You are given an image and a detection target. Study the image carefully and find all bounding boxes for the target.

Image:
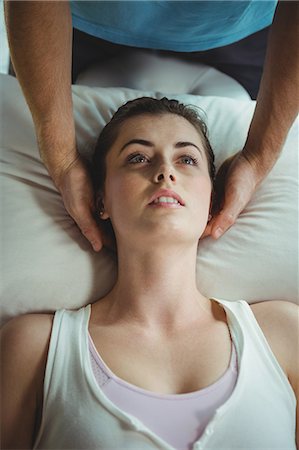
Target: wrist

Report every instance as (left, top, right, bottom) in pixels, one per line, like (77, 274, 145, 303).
(241, 141, 281, 182)
(44, 152, 80, 186)
(242, 112, 288, 180)
(36, 124, 79, 187)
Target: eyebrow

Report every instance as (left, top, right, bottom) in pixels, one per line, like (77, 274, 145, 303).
(119, 139, 204, 156)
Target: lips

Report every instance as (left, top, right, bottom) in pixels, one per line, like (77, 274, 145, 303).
(148, 189, 185, 206)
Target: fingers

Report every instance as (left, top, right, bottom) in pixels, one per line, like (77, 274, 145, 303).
(76, 212, 103, 252)
(210, 209, 238, 240)
(201, 221, 213, 239)
(201, 150, 260, 240)
(67, 198, 103, 251)
(202, 207, 239, 240)
(66, 194, 107, 251)
(57, 156, 104, 252)
(207, 180, 252, 239)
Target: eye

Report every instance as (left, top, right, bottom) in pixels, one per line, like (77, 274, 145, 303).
(179, 154, 199, 165)
(127, 153, 150, 164)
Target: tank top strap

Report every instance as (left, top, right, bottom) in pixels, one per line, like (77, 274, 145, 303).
(212, 298, 295, 405)
(42, 306, 91, 400)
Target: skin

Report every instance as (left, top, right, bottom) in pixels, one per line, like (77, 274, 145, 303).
(204, 0, 299, 238)
(1, 114, 298, 449)
(4, 1, 299, 250)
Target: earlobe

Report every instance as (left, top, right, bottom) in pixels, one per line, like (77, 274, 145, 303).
(99, 209, 109, 220)
(96, 195, 109, 220)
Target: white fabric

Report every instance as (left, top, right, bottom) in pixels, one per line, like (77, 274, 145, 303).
(33, 299, 296, 450)
(88, 337, 237, 449)
(76, 50, 251, 100)
(0, 70, 298, 326)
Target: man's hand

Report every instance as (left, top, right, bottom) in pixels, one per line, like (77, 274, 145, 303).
(204, 1, 299, 240)
(55, 156, 103, 252)
(202, 151, 260, 239)
(4, 2, 104, 249)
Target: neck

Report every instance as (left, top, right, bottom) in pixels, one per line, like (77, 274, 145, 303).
(101, 241, 211, 330)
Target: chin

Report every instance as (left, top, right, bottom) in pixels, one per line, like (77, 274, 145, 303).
(144, 219, 203, 244)
(115, 213, 207, 245)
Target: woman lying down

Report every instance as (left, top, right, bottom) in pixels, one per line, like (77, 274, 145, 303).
(1, 98, 298, 450)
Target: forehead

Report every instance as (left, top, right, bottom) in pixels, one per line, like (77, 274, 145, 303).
(115, 113, 205, 146)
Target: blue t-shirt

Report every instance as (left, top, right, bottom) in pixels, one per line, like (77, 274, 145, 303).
(70, 1, 277, 52)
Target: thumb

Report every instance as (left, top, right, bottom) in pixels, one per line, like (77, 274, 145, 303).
(76, 212, 103, 252)
(201, 220, 213, 239)
(210, 195, 242, 239)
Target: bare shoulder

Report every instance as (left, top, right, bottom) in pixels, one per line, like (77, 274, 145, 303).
(1, 314, 54, 448)
(250, 300, 298, 340)
(250, 301, 299, 384)
(1, 313, 54, 370)
(1, 312, 54, 342)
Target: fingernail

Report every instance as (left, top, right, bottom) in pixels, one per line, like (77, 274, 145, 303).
(214, 227, 223, 239)
(92, 242, 102, 252)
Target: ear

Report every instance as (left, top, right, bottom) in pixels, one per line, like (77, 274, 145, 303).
(96, 193, 109, 220)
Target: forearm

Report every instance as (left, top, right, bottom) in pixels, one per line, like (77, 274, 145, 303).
(4, 1, 77, 180)
(243, 1, 299, 179)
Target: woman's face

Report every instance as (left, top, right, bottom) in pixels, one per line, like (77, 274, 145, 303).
(101, 113, 212, 248)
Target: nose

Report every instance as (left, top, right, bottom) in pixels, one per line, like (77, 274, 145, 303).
(153, 164, 176, 183)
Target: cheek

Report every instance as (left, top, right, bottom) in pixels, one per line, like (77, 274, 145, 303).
(192, 178, 212, 214)
(103, 172, 141, 215)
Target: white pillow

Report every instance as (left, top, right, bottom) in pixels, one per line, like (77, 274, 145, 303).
(76, 50, 251, 101)
(0, 74, 298, 326)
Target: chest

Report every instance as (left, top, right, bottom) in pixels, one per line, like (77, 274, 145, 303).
(89, 321, 232, 395)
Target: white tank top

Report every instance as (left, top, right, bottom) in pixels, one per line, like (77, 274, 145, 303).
(34, 299, 296, 449)
(88, 333, 238, 449)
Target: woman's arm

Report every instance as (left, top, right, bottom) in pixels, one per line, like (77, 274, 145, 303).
(0, 314, 53, 449)
(251, 301, 299, 447)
